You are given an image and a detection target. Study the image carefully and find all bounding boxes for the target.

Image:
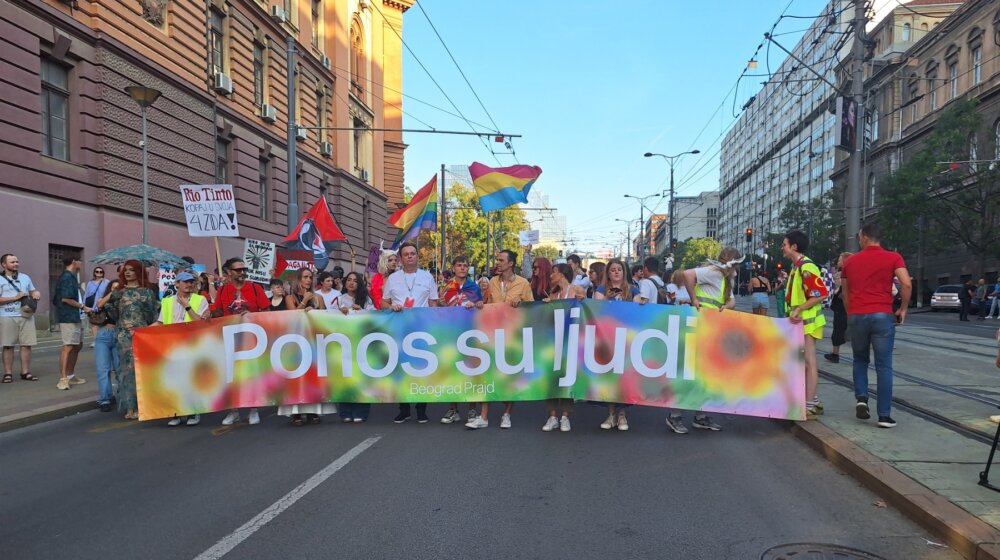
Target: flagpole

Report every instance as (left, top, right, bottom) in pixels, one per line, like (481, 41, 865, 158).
(440, 163, 446, 273)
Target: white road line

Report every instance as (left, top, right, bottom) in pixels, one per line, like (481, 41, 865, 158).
(192, 435, 381, 560)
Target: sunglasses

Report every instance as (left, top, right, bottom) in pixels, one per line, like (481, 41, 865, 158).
(95, 270, 104, 274)
(230, 267, 248, 273)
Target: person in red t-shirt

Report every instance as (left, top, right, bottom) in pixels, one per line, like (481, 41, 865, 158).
(211, 257, 270, 427)
(841, 223, 912, 429)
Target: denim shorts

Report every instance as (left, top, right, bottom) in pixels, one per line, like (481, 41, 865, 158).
(751, 292, 769, 310)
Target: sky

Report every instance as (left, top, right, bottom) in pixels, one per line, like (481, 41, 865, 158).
(398, 0, 830, 253)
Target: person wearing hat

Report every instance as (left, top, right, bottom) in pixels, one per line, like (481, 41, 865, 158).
(153, 271, 210, 426)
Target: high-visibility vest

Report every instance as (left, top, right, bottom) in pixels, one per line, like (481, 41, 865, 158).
(695, 284, 727, 309)
(160, 293, 206, 325)
(788, 256, 826, 336)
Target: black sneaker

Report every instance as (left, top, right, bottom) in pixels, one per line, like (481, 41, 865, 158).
(877, 416, 897, 428)
(99, 403, 112, 412)
(855, 400, 870, 420)
(416, 410, 430, 424)
(823, 353, 840, 363)
(393, 412, 411, 424)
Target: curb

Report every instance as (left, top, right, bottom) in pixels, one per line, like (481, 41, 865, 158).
(790, 421, 1000, 560)
(0, 397, 96, 434)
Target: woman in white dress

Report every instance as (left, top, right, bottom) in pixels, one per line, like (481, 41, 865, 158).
(278, 268, 335, 426)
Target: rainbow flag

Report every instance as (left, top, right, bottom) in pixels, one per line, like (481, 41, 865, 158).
(388, 175, 438, 247)
(469, 162, 542, 212)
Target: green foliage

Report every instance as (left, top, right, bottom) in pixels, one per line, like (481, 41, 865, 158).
(676, 237, 723, 270)
(531, 245, 561, 262)
(774, 190, 842, 265)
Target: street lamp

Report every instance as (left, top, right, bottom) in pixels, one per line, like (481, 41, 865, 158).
(125, 85, 162, 245)
(615, 217, 641, 265)
(623, 193, 661, 261)
(644, 150, 700, 258)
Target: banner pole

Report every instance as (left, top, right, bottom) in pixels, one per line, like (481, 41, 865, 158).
(213, 237, 223, 278)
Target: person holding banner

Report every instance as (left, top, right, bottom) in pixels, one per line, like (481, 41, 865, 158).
(153, 272, 209, 426)
(104, 261, 158, 421)
(337, 271, 376, 423)
(370, 250, 398, 310)
(383, 242, 437, 424)
(213, 258, 270, 426)
(286, 269, 325, 311)
(781, 231, 829, 420)
(529, 257, 552, 301)
(316, 271, 342, 311)
(542, 263, 585, 432)
(438, 256, 482, 426)
(593, 258, 634, 431)
(267, 279, 288, 311)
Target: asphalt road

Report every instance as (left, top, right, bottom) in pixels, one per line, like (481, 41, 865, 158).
(0, 403, 959, 560)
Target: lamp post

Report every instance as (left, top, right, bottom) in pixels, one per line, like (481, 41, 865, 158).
(623, 193, 661, 262)
(644, 150, 700, 254)
(615, 217, 640, 265)
(125, 85, 162, 245)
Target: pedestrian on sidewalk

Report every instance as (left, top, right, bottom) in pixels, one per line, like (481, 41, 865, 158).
(0, 254, 41, 384)
(153, 272, 209, 426)
(749, 270, 771, 316)
(959, 280, 974, 322)
(989, 277, 1000, 319)
(841, 223, 911, 429)
(774, 270, 788, 318)
(824, 252, 853, 364)
(382, 241, 438, 424)
(781, 230, 828, 420)
(55, 256, 91, 391)
(976, 278, 989, 320)
(83, 267, 110, 345)
(105, 260, 158, 420)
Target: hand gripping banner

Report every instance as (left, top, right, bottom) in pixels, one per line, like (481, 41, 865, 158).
(133, 300, 806, 421)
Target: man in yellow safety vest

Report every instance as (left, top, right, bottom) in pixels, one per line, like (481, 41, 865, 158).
(154, 271, 210, 426)
(781, 230, 829, 420)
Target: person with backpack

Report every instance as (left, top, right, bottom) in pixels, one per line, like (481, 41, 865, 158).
(634, 257, 668, 305)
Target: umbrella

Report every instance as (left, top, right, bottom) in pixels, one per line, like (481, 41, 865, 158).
(89, 244, 189, 268)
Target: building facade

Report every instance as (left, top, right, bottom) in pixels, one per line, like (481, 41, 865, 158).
(1, 0, 410, 327)
(654, 190, 719, 256)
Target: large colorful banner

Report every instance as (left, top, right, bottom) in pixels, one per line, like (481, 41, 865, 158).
(133, 300, 806, 421)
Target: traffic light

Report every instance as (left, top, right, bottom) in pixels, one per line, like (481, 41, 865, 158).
(745, 228, 753, 243)
(776, 262, 783, 270)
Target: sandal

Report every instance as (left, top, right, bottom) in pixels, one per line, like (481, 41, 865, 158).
(308, 414, 321, 424)
(19, 373, 38, 381)
(2, 373, 12, 383)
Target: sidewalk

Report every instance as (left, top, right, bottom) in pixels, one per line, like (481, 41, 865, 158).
(0, 330, 100, 432)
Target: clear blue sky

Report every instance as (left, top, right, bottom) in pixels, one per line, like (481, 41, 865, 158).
(399, 0, 827, 253)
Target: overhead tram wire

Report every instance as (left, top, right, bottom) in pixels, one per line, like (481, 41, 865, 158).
(413, 0, 517, 163)
(370, 0, 502, 164)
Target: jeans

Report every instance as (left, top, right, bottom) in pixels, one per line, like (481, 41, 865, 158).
(94, 327, 119, 405)
(339, 403, 371, 420)
(399, 403, 426, 414)
(990, 297, 1000, 318)
(849, 313, 895, 418)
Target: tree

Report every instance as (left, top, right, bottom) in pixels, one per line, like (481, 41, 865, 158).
(773, 191, 842, 266)
(676, 237, 722, 270)
(435, 182, 526, 272)
(531, 245, 561, 262)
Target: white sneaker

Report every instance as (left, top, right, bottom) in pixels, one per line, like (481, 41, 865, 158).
(467, 409, 478, 422)
(500, 413, 511, 429)
(465, 417, 488, 429)
(440, 409, 460, 424)
(222, 411, 240, 425)
(600, 414, 616, 430)
(186, 414, 201, 426)
(617, 412, 629, 431)
(167, 417, 182, 427)
(560, 415, 571, 432)
(542, 416, 559, 432)
(248, 409, 260, 425)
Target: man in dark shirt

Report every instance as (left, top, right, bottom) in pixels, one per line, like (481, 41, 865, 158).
(55, 256, 92, 391)
(959, 280, 975, 322)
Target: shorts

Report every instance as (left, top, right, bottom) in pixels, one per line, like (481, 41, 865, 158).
(0, 315, 38, 347)
(60, 323, 84, 346)
(751, 292, 769, 310)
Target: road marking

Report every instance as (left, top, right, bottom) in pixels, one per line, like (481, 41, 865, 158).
(89, 421, 137, 433)
(192, 435, 381, 560)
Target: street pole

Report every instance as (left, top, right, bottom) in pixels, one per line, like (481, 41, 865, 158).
(917, 214, 925, 308)
(845, 0, 867, 252)
(140, 104, 149, 245)
(286, 35, 299, 234)
(440, 164, 446, 271)
(639, 205, 645, 261)
(668, 163, 675, 254)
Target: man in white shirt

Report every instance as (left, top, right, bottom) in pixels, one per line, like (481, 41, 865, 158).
(382, 241, 438, 423)
(0, 254, 42, 383)
(635, 257, 665, 305)
(568, 254, 591, 292)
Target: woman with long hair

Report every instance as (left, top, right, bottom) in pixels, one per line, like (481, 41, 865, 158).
(83, 266, 111, 344)
(285, 268, 325, 311)
(749, 269, 772, 316)
(593, 258, 632, 431)
(586, 261, 606, 298)
(197, 272, 217, 303)
(104, 260, 158, 420)
(370, 250, 398, 310)
(337, 271, 375, 423)
(824, 251, 853, 363)
(529, 257, 552, 301)
(541, 263, 585, 433)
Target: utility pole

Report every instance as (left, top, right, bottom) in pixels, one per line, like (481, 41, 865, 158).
(845, 0, 867, 252)
(286, 36, 299, 234)
(439, 164, 446, 271)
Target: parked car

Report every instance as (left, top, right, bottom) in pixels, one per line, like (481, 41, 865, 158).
(931, 285, 978, 312)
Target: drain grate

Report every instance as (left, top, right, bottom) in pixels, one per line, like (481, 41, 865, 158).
(761, 543, 889, 560)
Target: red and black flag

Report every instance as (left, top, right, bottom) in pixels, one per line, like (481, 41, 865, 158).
(282, 197, 346, 271)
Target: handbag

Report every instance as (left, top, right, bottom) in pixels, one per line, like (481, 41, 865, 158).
(2, 274, 35, 317)
(88, 308, 109, 326)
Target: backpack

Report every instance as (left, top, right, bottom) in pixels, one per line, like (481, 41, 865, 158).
(650, 276, 670, 304)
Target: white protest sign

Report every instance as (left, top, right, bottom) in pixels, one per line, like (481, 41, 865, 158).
(180, 184, 240, 237)
(158, 266, 176, 299)
(243, 238, 276, 284)
(518, 230, 540, 246)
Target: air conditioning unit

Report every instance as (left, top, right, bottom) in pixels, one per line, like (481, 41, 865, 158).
(213, 72, 232, 95)
(319, 141, 333, 157)
(295, 125, 307, 142)
(321, 55, 332, 70)
(359, 169, 369, 182)
(269, 6, 286, 23)
(260, 104, 277, 123)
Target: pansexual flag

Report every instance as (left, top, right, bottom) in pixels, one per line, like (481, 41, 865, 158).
(388, 175, 438, 248)
(469, 162, 543, 212)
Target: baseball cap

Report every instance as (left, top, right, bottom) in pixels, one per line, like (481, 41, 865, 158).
(176, 272, 196, 282)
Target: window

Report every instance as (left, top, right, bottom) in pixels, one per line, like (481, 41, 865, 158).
(40, 58, 69, 160)
(353, 116, 363, 170)
(253, 40, 265, 108)
(215, 137, 229, 183)
(349, 19, 365, 98)
(311, 0, 322, 50)
(902, 23, 911, 41)
(969, 133, 979, 173)
(973, 46, 982, 85)
(258, 157, 270, 220)
(868, 107, 879, 145)
(928, 73, 938, 110)
(867, 174, 876, 208)
(209, 8, 226, 75)
(949, 63, 958, 98)
(316, 88, 327, 142)
(995, 121, 1000, 160)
